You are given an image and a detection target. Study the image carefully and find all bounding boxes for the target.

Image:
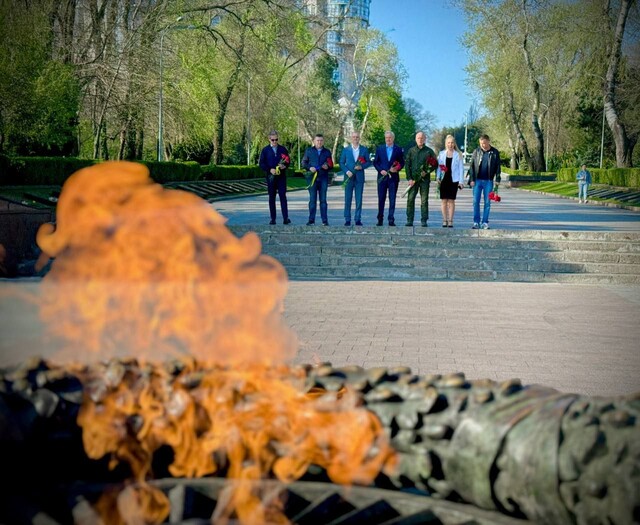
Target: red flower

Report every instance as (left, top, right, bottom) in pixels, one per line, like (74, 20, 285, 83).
(358, 156, 367, 164)
(439, 164, 448, 173)
(280, 153, 290, 165)
(489, 191, 502, 202)
(391, 161, 401, 171)
(427, 156, 438, 167)
(326, 157, 334, 169)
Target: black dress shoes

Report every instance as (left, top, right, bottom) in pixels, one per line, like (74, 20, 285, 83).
(344, 221, 351, 226)
(269, 220, 276, 225)
(306, 220, 315, 226)
(376, 219, 383, 226)
(355, 221, 363, 226)
(388, 220, 396, 227)
(283, 218, 291, 224)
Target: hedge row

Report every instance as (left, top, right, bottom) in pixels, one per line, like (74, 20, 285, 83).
(501, 168, 557, 177)
(0, 156, 205, 185)
(0, 156, 308, 185)
(557, 167, 640, 188)
(201, 165, 263, 180)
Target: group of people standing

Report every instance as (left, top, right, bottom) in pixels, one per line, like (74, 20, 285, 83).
(259, 129, 502, 229)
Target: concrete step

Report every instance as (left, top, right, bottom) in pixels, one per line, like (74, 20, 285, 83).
(228, 226, 640, 283)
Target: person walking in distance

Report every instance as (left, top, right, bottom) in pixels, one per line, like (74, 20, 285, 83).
(340, 131, 372, 226)
(404, 131, 436, 227)
(576, 164, 592, 203)
(302, 134, 333, 225)
(258, 131, 291, 225)
(467, 134, 501, 229)
(373, 131, 405, 226)
(437, 134, 465, 228)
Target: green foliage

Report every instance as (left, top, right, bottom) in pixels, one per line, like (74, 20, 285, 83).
(200, 165, 264, 180)
(0, 157, 202, 186)
(0, 157, 97, 185)
(314, 55, 340, 103)
(140, 161, 201, 183)
(557, 167, 640, 188)
(0, 3, 80, 156)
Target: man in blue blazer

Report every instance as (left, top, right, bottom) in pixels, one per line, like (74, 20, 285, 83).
(258, 130, 291, 225)
(339, 131, 372, 226)
(302, 134, 333, 225)
(373, 130, 405, 226)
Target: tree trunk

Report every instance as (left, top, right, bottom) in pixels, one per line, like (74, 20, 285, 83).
(211, 33, 245, 165)
(604, 0, 635, 167)
(501, 92, 519, 169)
(506, 90, 534, 169)
(521, 33, 545, 171)
(359, 95, 373, 137)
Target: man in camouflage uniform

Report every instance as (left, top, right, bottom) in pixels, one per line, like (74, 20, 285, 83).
(405, 131, 436, 227)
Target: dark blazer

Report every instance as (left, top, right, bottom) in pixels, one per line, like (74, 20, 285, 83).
(373, 144, 405, 175)
(302, 147, 333, 179)
(467, 146, 501, 183)
(259, 144, 290, 173)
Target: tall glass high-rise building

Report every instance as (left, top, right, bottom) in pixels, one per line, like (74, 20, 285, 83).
(299, 0, 372, 100)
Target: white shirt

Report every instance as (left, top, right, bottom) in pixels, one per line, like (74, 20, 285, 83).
(352, 146, 360, 162)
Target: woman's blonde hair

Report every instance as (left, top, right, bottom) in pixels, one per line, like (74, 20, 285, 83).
(444, 134, 463, 159)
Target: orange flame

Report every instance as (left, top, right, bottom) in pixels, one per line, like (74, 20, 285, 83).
(36, 161, 296, 365)
(35, 162, 397, 524)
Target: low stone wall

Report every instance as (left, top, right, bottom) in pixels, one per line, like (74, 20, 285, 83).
(502, 174, 557, 188)
(0, 200, 53, 276)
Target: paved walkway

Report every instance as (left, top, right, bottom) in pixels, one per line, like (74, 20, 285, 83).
(214, 168, 640, 231)
(215, 172, 640, 396)
(1, 172, 639, 397)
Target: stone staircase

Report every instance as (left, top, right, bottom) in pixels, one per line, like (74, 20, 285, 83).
(228, 225, 640, 284)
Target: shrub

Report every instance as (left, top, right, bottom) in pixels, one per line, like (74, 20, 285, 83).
(0, 157, 202, 186)
(0, 157, 97, 185)
(139, 160, 201, 183)
(201, 165, 264, 180)
(557, 167, 640, 188)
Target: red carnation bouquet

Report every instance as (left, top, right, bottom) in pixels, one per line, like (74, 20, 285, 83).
(489, 187, 502, 202)
(275, 153, 290, 175)
(402, 155, 437, 197)
(306, 156, 333, 189)
(379, 160, 401, 183)
(344, 156, 369, 187)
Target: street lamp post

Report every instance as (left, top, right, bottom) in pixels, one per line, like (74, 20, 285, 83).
(463, 113, 469, 163)
(600, 98, 606, 169)
(157, 29, 167, 162)
(246, 77, 251, 165)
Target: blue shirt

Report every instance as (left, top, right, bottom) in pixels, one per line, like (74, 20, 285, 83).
(386, 146, 393, 161)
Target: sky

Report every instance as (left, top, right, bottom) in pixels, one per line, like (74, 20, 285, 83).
(368, 0, 475, 128)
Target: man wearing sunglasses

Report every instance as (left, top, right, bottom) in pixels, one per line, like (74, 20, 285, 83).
(259, 130, 291, 225)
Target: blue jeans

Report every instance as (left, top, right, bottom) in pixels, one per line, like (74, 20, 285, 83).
(578, 183, 589, 201)
(308, 176, 328, 223)
(473, 179, 493, 224)
(344, 173, 365, 222)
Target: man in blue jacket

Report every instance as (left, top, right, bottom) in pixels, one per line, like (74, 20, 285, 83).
(373, 131, 405, 226)
(302, 134, 333, 225)
(258, 130, 291, 224)
(339, 131, 372, 226)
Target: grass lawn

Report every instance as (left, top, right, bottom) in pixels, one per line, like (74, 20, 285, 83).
(518, 181, 640, 207)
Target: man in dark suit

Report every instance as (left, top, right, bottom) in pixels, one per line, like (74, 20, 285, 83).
(373, 130, 405, 226)
(258, 130, 291, 225)
(302, 133, 333, 225)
